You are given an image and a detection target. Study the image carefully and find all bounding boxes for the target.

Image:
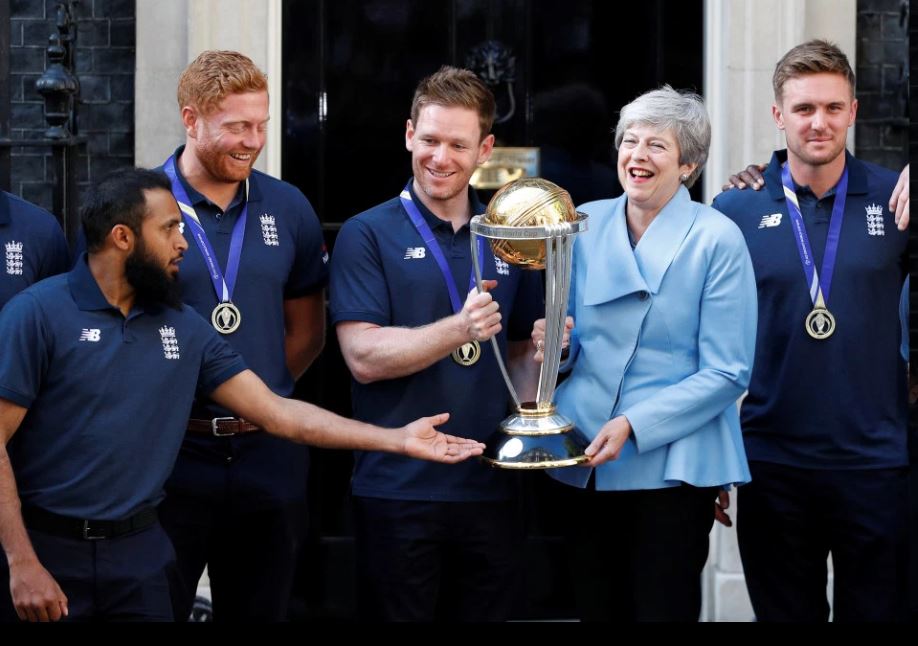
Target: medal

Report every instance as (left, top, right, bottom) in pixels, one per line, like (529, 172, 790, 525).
(164, 155, 249, 334)
(400, 182, 488, 366)
(805, 306, 835, 339)
(780, 162, 847, 342)
(451, 340, 481, 366)
(211, 301, 242, 335)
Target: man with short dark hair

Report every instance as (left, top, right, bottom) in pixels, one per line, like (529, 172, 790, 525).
(713, 39, 909, 622)
(0, 168, 482, 622)
(330, 66, 543, 621)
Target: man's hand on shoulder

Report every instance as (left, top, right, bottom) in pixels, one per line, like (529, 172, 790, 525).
(722, 163, 767, 192)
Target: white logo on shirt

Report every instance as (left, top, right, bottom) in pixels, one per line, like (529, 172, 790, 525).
(260, 214, 279, 246)
(865, 203, 885, 236)
(5, 241, 23, 275)
(159, 326, 180, 360)
(79, 328, 101, 342)
(404, 247, 426, 260)
(758, 213, 783, 229)
(494, 257, 510, 276)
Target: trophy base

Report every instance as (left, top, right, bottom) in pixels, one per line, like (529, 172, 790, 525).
(482, 405, 590, 469)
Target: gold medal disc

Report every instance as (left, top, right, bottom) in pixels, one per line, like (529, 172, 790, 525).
(451, 340, 481, 366)
(805, 307, 835, 340)
(212, 302, 242, 335)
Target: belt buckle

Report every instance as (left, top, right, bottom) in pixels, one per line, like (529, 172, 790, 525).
(211, 416, 237, 437)
(82, 520, 106, 540)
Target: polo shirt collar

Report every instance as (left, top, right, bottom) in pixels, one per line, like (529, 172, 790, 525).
(169, 145, 262, 209)
(764, 148, 869, 202)
(67, 252, 161, 316)
(0, 191, 11, 226)
(405, 179, 484, 232)
(68, 253, 117, 311)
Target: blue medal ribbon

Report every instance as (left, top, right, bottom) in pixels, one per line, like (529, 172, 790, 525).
(780, 162, 847, 306)
(163, 155, 248, 305)
(399, 181, 484, 313)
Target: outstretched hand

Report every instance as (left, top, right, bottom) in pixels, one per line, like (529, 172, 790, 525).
(401, 413, 486, 463)
(722, 163, 767, 192)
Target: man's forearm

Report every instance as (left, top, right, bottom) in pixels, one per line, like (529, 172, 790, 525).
(285, 330, 325, 380)
(0, 447, 39, 569)
(261, 395, 407, 451)
(507, 339, 540, 404)
(342, 314, 471, 383)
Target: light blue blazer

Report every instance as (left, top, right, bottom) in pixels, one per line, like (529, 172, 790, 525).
(551, 186, 757, 491)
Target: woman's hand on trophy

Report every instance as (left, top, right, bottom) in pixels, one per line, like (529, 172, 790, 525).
(462, 280, 502, 342)
(582, 415, 632, 467)
(530, 316, 574, 362)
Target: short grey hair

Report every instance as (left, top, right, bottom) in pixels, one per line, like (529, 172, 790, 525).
(614, 85, 711, 188)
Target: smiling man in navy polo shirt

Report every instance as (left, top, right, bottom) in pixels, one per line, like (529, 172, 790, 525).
(155, 51, 329, 623)
(330, 66, 543, 621)
(712, 40, 909, 622)
(0, 168, 482, 622)
(0, 191, 69, 310)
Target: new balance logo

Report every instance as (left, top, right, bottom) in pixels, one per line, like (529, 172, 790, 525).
(5, 240, 23, 275)
(494, 257, 510, 276)
(865, 203, 885, 236)
(404, 247, 426, 260)
(159, 326, 180, 360)
(758, 213, 782, 229)
(260, 214, 279, 246)
(79, 328, 101, 342)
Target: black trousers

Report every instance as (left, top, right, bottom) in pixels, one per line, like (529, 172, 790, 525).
(353, 496, 522, 622)
(552, 478, 719, 622)
(0, 522, 175, 622)
(158, 493, 307, 623)
(737, 461, 909, 622)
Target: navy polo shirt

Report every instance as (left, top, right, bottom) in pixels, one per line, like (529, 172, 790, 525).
(713, 150, 908, 469)
(0, 191, 69, 310)
(160, 147, 328, 504)
(329, 182, 544, 501)
(0, 255, 246, 520)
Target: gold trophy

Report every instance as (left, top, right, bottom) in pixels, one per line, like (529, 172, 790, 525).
(470, 178, 590, 468)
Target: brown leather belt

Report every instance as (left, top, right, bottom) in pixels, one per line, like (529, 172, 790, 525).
(187, 417, 261, 437)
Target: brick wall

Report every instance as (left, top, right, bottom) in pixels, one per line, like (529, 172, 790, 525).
(855, 0, 909, 170)
(9, 0, 135, 210)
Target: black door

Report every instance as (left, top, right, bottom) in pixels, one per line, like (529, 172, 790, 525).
(283, 0, 703, 620)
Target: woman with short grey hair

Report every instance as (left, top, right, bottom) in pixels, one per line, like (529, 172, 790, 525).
(532, 85, 757, 621)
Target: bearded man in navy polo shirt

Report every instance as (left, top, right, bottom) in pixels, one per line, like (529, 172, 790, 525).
(0, 191, 69, 310)
(0, 168, 482, 622)
(155, 51, 329, 623)
(712, 40, 909, 622)
(330, 66, 544, 621)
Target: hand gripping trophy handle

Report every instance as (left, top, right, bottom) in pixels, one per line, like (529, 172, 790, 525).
(469, 178, 590, 469)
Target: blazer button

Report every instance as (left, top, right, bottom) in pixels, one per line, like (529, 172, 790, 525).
(638, 291, 649, 301)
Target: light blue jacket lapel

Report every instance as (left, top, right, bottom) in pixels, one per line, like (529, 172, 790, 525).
(582, 186, 697, 305)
